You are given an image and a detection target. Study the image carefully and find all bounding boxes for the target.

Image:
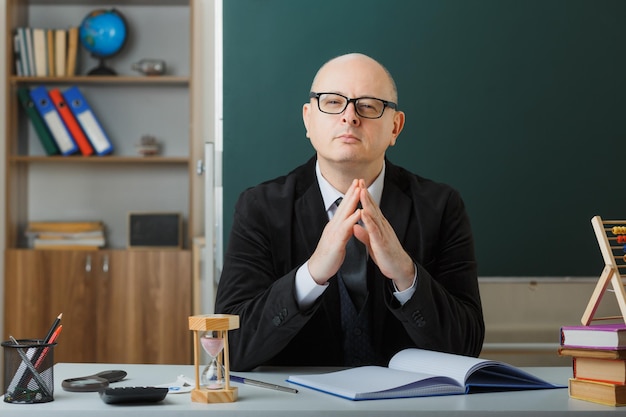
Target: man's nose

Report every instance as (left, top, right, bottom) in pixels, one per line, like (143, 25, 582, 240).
(341, 101, 361, 126)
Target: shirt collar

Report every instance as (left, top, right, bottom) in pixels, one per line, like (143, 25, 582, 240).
(316, 161, 385, 213)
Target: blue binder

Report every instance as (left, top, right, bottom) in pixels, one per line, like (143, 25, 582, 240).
(29, 86, 78, 155)
(62, 86, 113, 156)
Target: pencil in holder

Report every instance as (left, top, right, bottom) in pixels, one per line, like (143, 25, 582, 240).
(2, 339, 56, 404)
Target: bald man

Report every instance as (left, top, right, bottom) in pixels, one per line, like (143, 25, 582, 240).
(216, 53, 484, 371)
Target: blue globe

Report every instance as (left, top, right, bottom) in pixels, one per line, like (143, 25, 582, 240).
(79, 9, 127, 58)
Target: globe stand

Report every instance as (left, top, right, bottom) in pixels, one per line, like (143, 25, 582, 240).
(87, 57, 117, 76)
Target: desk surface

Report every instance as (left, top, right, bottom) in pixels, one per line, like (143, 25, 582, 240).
(0, 363, 624, 416)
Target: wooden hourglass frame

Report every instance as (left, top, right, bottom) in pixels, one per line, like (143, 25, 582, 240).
(188, 314, 240, 403)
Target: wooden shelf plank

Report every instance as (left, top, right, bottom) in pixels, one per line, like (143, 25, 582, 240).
(10, 76, 189, 85)
(9, 155, 190, 164)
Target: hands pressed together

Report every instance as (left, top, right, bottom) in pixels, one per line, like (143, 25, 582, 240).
(308, 179, 415, 291)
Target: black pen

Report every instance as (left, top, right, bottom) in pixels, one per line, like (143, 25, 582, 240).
(230, 375, 298, 394)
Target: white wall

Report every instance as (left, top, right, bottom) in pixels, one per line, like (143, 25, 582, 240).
(479, 277, 616, 366)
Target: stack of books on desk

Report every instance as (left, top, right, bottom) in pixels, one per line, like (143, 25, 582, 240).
(26, 221, 106, 250)
(559, 323, 626, 406)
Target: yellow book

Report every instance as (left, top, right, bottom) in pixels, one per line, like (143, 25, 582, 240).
(65, 26, 78, 76)
(46, 28, 55, 77)
(54, 29, 66, 77)
(27, 221, 103, 233)
(34, 245, 100, 251)
(574, 357, 626, 384)
(569, 378, 626, 406)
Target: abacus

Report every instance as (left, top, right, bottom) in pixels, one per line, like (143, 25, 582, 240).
(581, 216, 626, 325)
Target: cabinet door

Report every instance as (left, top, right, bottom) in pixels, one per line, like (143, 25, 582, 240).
(4, 250, 51, 341)
(96, 250, 192, 364)
(4, 249, 99, 363)
(44, 250, 99, 363)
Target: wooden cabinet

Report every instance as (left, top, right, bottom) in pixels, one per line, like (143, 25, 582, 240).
(2, 0, 206, 364)
(5, 249, 191, 364)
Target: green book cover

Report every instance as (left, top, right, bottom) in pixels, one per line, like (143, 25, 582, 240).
(17, 86, 59, 155)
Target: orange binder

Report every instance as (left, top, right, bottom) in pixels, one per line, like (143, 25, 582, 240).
(49, 88, 94, 156)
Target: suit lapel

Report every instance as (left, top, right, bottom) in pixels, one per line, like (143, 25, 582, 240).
(380, 166, 412, 248)
(293, 163, 344, 343)
(372, 164, 413, 351)
(294, 179, 327, 257)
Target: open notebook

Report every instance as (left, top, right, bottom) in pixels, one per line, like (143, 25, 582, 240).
(287, 348, 564, 401)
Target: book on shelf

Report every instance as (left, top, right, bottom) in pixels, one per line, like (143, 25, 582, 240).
(24, 27, 36, 77)
(27, 221, 104, 233)
(63, 86, 113, 155)
(33, 237, 105, 250)
(54, 29, 66, 77)
(46, 28, 55, 77)
(49, 88, 94, 156)
(29, 86, 78, 155)
(17, 87, 59, 156)
(32, 28, 48, 77)
(15, 28, 30, 76)
(65, 27, 78, 76)
(569, 377, 626, 407)
(286, 348, 563, 401)
(561, 323, 626, 349)
(26, 221, 105, 250)
(13, 31, 24, 76)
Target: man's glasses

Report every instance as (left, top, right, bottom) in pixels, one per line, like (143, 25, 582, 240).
(309, 92, 397, 119)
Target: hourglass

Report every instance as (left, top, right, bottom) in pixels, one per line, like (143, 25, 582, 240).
(188, 314, 239, 403)
(200, 331, 225, 389)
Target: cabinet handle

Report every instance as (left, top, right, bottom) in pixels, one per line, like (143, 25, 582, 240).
(102, 254, 109, 273)
(196, 159, 205, 175)
(85, 255, 92, 273)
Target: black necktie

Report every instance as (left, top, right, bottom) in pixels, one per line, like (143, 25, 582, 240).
(335, 198, 368, 310)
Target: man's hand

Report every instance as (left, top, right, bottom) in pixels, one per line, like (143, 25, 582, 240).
(354, 180, 415, 291)
(307, 179, 362, 284)
(308, 179, 414, 290)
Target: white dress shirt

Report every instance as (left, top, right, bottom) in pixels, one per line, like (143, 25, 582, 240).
(295, 161, 417, 309)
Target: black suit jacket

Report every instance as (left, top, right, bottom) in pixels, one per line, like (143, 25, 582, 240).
(215, 157, 484, 371)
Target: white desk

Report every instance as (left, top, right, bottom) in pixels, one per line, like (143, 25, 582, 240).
(0, 363, 624, 416)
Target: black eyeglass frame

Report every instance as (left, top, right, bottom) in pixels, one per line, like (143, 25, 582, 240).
(309, 92, 397, 119)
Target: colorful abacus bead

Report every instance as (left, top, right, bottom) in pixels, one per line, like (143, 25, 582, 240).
(613, 226, 626, 235)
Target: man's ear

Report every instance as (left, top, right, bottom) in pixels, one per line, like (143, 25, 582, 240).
(302, 103, 311, 138)
(389, 110, 405, 146)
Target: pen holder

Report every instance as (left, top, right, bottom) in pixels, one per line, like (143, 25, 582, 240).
(2, 339, 55, 404)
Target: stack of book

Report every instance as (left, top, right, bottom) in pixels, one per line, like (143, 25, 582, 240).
(559, 323, 626, 406)
(13, 26, 79, 77)
(25, 221, 106, 250)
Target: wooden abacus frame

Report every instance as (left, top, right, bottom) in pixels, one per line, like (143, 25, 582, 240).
(581, 216, 626, 325)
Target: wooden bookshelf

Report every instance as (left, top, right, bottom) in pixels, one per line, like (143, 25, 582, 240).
(2, 0, 206, 365)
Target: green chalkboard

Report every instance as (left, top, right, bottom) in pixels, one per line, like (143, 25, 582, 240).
(223, 0, 626, 276)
